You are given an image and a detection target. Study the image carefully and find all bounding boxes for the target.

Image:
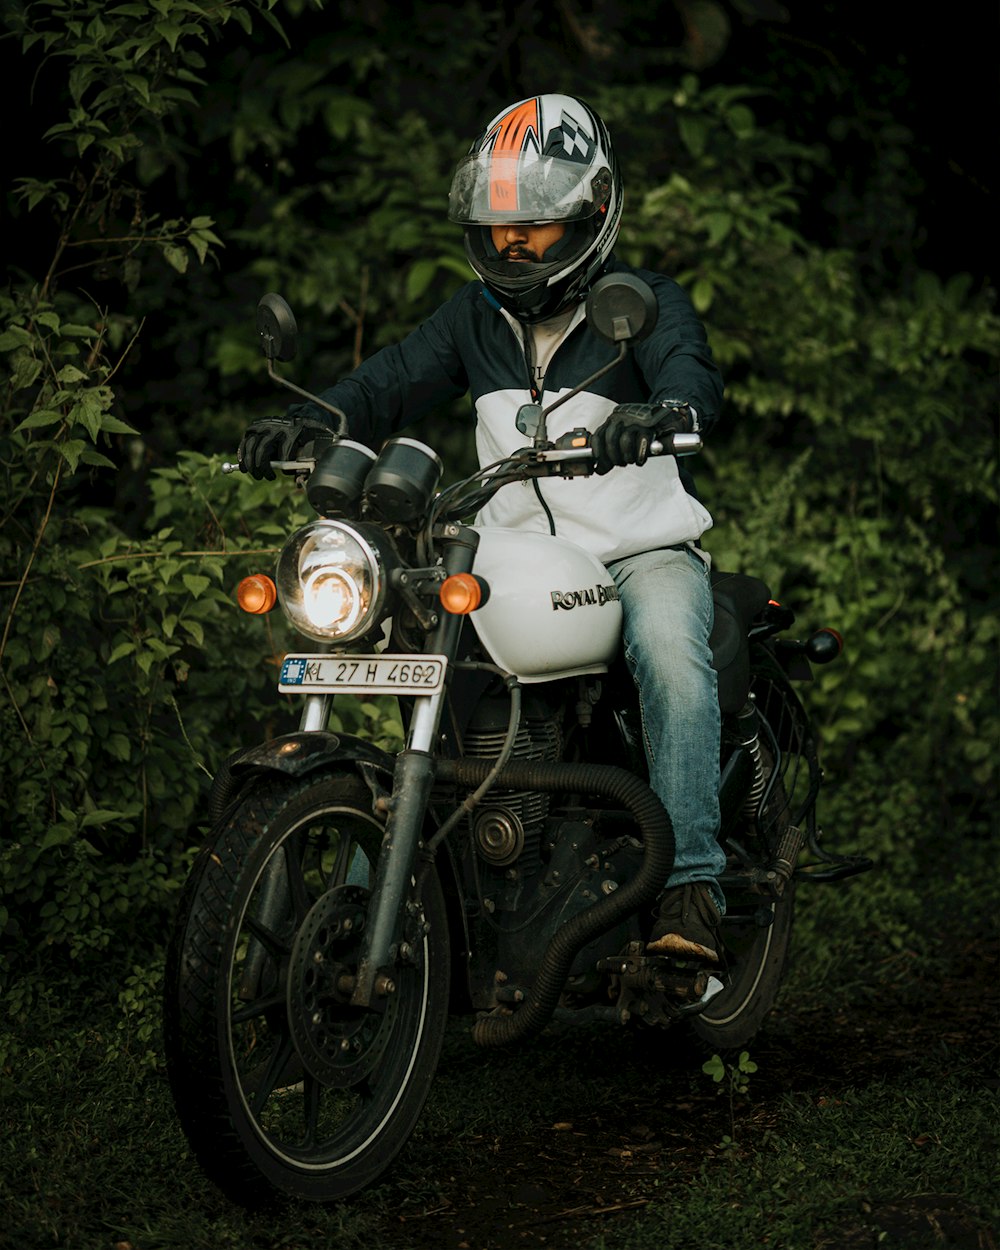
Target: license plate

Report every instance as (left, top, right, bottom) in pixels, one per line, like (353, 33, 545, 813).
(278, 654, 447, 695)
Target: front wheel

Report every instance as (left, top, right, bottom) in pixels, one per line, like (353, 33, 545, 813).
(163, 772, 450, 1204)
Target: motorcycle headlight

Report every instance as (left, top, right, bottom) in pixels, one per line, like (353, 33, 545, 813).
(275, 520, 391, 643)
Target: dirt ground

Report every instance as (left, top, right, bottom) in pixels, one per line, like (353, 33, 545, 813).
(391, 935, 999, 1250)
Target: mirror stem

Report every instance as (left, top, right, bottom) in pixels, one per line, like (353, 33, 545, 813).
(265, 359, 348, 435)
(534, 342, 626, 443)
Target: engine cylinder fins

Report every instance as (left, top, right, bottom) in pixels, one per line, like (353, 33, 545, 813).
(464, 721, 562, 761)
(465, 710, 562, 873)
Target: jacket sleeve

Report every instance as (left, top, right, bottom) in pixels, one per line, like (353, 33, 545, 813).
(631, 269, 724, 435)
(286, 286, 473, 447)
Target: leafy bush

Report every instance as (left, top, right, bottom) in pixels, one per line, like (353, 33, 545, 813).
(609, 77, 999, 849)
(1, 1, 995, 991)
(0, 0, 298, 973)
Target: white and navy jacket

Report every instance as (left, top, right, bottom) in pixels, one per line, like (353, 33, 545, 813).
(296, 258, 723, 566)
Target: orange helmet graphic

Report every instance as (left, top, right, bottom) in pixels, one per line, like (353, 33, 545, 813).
(449, 94, 622, 322)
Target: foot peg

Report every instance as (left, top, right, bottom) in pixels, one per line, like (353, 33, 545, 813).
(599, 944, 727, 1024)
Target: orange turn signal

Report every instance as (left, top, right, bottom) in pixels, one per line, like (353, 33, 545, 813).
(439, 573, 485, 615)
(237, 574, 277, 615)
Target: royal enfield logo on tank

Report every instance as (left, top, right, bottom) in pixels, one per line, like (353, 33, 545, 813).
(550, 582, 620, 610)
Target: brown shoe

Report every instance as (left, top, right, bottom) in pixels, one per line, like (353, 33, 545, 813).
(646, 883, 722, 962)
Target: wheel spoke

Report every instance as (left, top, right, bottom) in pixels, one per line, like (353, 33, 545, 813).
(247, 1029, 296, 1111)
(353, 1075, 374, 1103)
(244, 913, 291, 958)
(329, 832, 355, 888)
(282, 833, 313, 921)
(232, 989, 285, 1025)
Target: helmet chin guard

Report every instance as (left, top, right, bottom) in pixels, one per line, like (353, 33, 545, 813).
(448, 94, 623, 323)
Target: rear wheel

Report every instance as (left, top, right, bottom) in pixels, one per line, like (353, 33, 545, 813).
(690, 875, 794, 1051)
(163, 772, 450, 1204)
(692, 667, 810, 1050)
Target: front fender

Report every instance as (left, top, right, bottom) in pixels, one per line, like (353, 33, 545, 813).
(230, 730, 395, 779)
(208, 731, 395, 824)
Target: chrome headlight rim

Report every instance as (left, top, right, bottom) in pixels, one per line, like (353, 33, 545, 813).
(275, 519, 390, 645)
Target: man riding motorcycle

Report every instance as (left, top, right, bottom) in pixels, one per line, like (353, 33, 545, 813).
(239, 93, 727, 962)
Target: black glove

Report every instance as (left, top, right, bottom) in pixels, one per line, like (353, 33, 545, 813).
(238, 416, 335, 481)
(591, 402, 694, 475)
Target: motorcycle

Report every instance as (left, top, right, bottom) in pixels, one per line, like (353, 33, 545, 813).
(163, 275, 872, 1205)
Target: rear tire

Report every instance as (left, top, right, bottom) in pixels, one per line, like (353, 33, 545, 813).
(163, 772, 450, 1204)
(690, 880, 794, 1051)
(692, 665, 808, 1051)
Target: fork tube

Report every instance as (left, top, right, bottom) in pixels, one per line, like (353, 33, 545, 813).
(351, 527, 478, 1006)
(351, 677, 453, 1007)
(406, 687, 448, 753)
(351, 747, 438, 1007)
(298, 693, 331, 732)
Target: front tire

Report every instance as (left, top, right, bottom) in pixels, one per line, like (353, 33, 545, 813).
(163, 772, 450, 1204)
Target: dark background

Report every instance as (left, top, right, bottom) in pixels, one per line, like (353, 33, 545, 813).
(3, 1, 995, 285)
(698, 0, 996, 278)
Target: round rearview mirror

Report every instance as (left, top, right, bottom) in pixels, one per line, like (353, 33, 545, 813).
(256, 293, 299, 362)
(585, 274, 658, 346)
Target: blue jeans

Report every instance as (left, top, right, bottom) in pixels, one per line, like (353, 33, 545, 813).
(606, 546, 726, 912)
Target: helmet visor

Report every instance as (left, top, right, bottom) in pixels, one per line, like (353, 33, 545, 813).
(448, 151, 611, 225)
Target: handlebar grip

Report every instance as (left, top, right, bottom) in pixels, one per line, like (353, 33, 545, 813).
(650, 432, 703, 457)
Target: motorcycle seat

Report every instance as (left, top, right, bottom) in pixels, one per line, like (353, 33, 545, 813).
(709, 572, 771, 714)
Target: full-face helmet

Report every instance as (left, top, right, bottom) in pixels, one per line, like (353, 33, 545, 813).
(448, 94, 623, 323)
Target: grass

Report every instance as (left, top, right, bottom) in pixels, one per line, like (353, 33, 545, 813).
(592, 1079, 997, 1249)
(2, 831, 997, 1250)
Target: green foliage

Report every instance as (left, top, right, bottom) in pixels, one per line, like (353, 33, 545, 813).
(590, 1079, 998, 1249)
(703, 1049, 757, 1093)
(1, 0, 996, 986)
(703, 1049, 758, 1149)
(5, 0, 276, 293)
(1, 459, 276, 963)
(113, 951, 168, 1070)
(0, 0, 297, 976)
(606, 82, 999, 856)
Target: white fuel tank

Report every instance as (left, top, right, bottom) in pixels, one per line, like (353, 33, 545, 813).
(468, 527, 622, 683)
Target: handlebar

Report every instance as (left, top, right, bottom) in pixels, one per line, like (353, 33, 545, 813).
(221, 459, 313, 474)
(221, 432, 702, 477)
(533, 432, 703, 463)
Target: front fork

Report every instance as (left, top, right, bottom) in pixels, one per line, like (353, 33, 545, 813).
(349, 526, 478, 1006)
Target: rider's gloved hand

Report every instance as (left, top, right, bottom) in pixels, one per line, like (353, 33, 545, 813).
(238, 416, 335, 480)
(591, 402, 695, 475)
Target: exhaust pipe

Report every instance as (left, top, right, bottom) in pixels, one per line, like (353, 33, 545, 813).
(434, 758, 674, 1047)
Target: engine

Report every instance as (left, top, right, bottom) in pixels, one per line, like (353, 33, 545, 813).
(463, 692, 563, 881)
